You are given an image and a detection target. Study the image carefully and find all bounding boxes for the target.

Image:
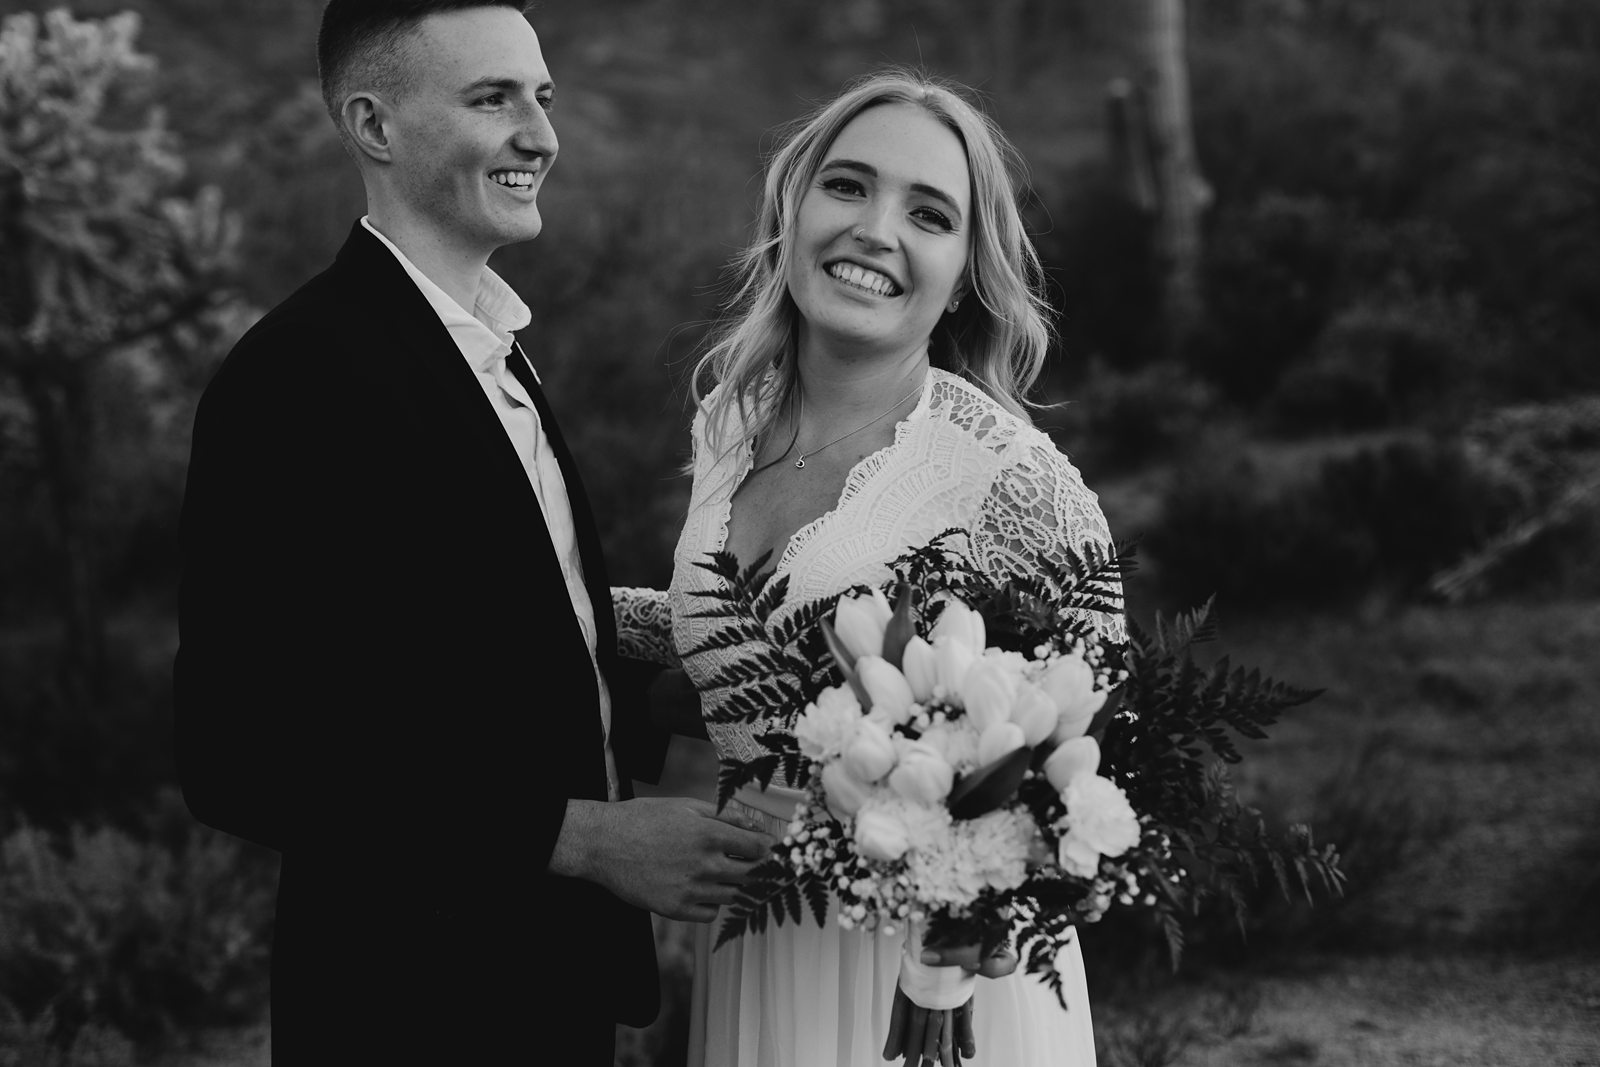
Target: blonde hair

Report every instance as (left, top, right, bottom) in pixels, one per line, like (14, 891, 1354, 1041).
(691, 68, 1054, 460)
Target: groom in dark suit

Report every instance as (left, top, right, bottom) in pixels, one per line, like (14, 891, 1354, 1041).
(174, 1, 771, 1062)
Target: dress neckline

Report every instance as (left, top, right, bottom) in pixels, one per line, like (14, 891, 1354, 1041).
(714, 368, 940, 579)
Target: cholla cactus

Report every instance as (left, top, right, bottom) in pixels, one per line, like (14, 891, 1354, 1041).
(0, 8, 237, 360)
(0, 9, 241, 699)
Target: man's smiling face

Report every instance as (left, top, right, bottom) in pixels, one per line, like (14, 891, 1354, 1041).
(385, 6, 557, 257)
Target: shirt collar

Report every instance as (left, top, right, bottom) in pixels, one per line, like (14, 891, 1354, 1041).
(360, 216, 532, 372)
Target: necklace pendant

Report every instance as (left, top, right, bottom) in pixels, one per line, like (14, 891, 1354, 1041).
(794, 455, 806, 469)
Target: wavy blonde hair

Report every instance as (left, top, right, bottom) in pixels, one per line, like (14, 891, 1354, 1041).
(691, 68, 1055, 460)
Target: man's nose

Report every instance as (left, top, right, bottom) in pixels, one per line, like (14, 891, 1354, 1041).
(514, 104, 558, 161)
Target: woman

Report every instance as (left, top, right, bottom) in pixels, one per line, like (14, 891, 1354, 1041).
(616, 68, 1121, 1067)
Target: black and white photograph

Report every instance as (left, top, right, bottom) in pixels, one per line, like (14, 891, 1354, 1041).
(2, 1, 1597, 1065)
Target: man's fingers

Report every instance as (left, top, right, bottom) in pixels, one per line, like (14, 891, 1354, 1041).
(977, 944, 1019, 979)
(923, 1010, 944, 1067)
(883, 987, 909, 1060)
(922, 943, 984, 970)
(902, 1008, 926, 1067)
(955, 998, 976, 1059)
(939, 1009, 957, 1067)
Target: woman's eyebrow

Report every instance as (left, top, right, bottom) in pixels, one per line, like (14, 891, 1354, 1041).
(820, 158, 962, 216)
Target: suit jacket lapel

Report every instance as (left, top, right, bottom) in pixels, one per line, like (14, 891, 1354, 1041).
(506, 341, 618, 660)
(332, 224, 564, 577)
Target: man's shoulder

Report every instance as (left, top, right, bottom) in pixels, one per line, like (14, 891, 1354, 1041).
(211, 229, 414, 390)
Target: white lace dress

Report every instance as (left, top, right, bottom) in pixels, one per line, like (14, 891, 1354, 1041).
(615, 368, 1118, 1067)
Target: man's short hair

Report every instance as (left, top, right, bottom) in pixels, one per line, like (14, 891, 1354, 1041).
(317, 0, 529, 126)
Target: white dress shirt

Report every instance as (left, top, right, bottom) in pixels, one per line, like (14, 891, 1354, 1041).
(361, 217, 620, 800)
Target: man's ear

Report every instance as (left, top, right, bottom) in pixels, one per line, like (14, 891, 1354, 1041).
(342, 92, 393, 164)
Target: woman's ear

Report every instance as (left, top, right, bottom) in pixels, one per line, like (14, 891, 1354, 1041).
(342, 92, 393, 164)
(947, 280, 969, 314)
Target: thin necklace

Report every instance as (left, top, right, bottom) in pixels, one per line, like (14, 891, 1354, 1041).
(792, 375, 924, 470)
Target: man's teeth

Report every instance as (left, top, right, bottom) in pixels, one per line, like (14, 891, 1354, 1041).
(828, 262, 900, 296)
(490, 171, 535, 187)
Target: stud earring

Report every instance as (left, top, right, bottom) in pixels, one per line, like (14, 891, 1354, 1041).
(947, 297, 961, 313)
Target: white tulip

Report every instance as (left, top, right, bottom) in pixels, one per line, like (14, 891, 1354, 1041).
(977, 721, 1027, 766)
(931, 637, 976, 701)
(1042, 735, 1101, 792)
(928, 599, 986, 654)
(1040, 653, 1107, 743)
(1010, 682, 1058, 747)
(961, 659, 1016, 733)
(857, 655, 915, 725)
(842, 718, 898, 783)
(834, 592, 892, 660)
(887, 742, 955, 805)
(821, 760, 873, 819)
(899, 636, 938, 703)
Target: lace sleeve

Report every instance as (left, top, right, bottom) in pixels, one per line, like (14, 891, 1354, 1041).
(611, 586, 679, 667)
(970, 434, 1128, 644)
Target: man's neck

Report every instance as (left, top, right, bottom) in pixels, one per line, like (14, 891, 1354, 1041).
(364, 209, 490, 314)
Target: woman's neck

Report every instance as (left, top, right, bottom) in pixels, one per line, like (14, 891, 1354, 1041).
(791, 338, 930, 433)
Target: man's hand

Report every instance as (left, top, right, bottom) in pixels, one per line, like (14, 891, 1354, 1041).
(886, 926, 1017, 1065)
(551, 797, 774, 922)
(883, 986, 969, 1067)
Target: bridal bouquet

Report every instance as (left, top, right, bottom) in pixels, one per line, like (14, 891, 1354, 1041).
(689, 532, 1343, 1007)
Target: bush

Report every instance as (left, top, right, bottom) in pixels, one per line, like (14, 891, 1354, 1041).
(1268, 292, 1502, 434)
(1147, 436, 1527, 609)
(1057, 359, 1218, 473)
(0, 793, 276, 1056)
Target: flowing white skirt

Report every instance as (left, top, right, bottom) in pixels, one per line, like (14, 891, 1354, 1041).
(687, 787, 1097, 1067)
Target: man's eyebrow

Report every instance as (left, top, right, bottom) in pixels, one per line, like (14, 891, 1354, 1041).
(819, 158, 963, 216)
(459, 76, 554, 96)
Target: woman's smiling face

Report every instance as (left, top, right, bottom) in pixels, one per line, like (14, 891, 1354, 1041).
(785, 102, 973, 358)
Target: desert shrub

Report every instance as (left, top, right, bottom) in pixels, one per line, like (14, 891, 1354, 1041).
(1148, 437, 1527, 609)
(1268, 292, 1502, 434)
(0, 793, 276, 1055)
(1058, 359, 1218, 473)
(0, 639, 179, 834)
(1187, 193, 1348, 405)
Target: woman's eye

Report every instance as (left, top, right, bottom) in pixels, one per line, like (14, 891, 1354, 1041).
(822, 177, 864, 197)
(913, 207, 954, 232)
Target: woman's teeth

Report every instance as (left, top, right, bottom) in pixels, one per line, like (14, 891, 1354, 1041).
(491, 171, 535, 187)
(828, 262, 900, 297)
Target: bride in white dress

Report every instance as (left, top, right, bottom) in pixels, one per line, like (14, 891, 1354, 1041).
(616, 69, 1121, 1067)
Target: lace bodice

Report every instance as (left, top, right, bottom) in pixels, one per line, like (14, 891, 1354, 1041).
(613, 368, 1123, 778)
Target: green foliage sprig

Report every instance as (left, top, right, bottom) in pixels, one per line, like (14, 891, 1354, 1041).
(697, 531, 1343, 973)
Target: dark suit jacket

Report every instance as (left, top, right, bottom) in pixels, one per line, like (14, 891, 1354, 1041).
(174, 223, 667, 1062)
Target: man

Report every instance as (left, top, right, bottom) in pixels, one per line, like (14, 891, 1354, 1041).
(173, 2, 770, 1062)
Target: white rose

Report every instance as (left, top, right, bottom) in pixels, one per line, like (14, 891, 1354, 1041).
(1041, 652, 1107, 743)
(835, 591, 892, 660)
(857, 655, 915, 725)
(854, 804, 913, 861)
(886, 741, 955, 805)
(842, 718, 898, 783)
(1042, 735, 1101, 792)
(821, 759, 874, 819)
(900, 636, 938, 703)
(961, 659, 1016, 733)
(977, 721, 1027, 766)
(929, 599, 986, 654)
(1057, 774, 1141, 877)
(794, 685, 863, 760)
(1010, 682, 1058, 747)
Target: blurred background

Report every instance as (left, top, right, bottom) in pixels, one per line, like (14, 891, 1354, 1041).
(2, 0, 1597, 1064)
